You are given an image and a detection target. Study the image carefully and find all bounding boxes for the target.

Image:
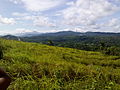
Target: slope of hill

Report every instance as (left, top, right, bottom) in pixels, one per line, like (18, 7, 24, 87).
(0, 38, 120, 89)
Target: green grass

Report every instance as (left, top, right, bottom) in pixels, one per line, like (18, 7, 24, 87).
(0, 38, 120, 90)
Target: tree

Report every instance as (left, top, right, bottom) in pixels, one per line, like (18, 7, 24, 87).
(0, 46, 3, 59)
(47, 40, 54, 46)
(99, 42, 106, 50)
(104, 46, 120, 56)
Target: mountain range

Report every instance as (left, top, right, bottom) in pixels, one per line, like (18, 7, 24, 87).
(2, 31, 120, 38)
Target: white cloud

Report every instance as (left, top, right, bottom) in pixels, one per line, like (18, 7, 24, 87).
(77, 18, 120, 32)
(10, 0, 66, 11)
(0, 28, 35, 35)
(8, 0, 120, 33)
(66, 1, 74, 6)
(15, 28, 34, 33)
(0, 15, 16, 25)
(105, 18, 120, 27)
(0, 30, 9, 35)
(13, 13, 56, 27)
(111, 0, 120, 4)
(33, 16, 56, 27)
(101, 18, 120, 32)
(14, 28, 61, 34)
(12, 12, 28, 17)
(61, 0, 120, 26)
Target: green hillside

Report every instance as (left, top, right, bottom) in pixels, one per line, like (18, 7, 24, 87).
(0, 38, 120, 90)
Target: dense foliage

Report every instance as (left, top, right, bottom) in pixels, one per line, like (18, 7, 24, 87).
(2, 31, 120, 56)
(0, 38, 120, 89)
(21, 35, 120, 56)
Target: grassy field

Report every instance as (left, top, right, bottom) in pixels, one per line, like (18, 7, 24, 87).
(0, 38, 120, 90)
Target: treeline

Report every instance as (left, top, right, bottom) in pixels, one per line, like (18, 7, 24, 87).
(46, 40, 120, 56)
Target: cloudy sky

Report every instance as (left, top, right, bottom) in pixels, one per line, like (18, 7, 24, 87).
(0, 0, 120, 35)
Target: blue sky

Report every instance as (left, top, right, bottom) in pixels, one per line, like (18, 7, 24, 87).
(0, 0, 120, 35)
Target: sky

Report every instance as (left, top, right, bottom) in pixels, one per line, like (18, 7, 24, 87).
(0, 0, 120, 35)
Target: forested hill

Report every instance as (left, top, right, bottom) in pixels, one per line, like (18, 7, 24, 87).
(1, 31, 120, 56)
(0, 38, 120, 89)
(2, 31, 120, 46)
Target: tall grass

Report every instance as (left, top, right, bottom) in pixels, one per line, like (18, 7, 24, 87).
(0, 38, 120, 89)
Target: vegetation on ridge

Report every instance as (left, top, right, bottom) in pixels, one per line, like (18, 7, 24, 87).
(0, 38, 120, 89)
(2, 31, 120, 56)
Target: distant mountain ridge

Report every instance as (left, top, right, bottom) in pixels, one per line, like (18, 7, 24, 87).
(85, 32, 120, 36)
(15, 31, 120, 37)
(1, 35, 21, 41)
(1, 31, 120, 42)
